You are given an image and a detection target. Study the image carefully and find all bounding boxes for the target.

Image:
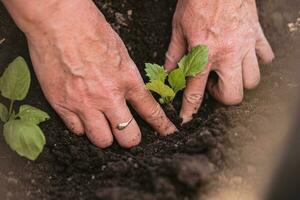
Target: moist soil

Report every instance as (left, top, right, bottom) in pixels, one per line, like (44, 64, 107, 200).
(0, 1, 299, 200)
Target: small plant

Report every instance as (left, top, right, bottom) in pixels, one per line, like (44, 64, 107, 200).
(145, 45, 208, 107)
(0, 56, 50, 160)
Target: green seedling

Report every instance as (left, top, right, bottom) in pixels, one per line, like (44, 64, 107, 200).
(0, 56, 50, 160)
(145, 45, 208, 107)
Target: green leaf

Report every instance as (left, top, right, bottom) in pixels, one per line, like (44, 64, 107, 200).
(159, 98, 165, 104)
(145, 63, 168, 82)
(3, 120, 46, 160)
(17, 105, 50, 124)
(0, 56, 31, 100)
(0, 103, 8, 122)
(9, 110, 16, 121)
(146, 80, 175, 101)
(168, 68, 186, 94)
(178, 45, 208, 77)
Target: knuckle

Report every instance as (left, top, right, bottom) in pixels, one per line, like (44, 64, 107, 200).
(146, 104, 175, 133)
(51, 94, 85, 112)
(183, 92, 203, 106)
(148, 103, 164, 119)
(101, 95, 124, 112)
(127, 74, 144, 90)
(221, 40, 240, 56)
(55, 108, 84, 135)
(127, 83, 148, 102)
(187, 39, 201, 50)
(123, 67, 144, 92)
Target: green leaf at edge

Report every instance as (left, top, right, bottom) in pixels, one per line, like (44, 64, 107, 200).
(178, 45, 209, 77)
(18, 105, 50, 124)
(0, 56, 31, 100)
(145, 80, 175, 103)
(3, 120, 46, 161)
(168, 68, 186, 94)
(9, 110, 16, 121)
(0, 103, 8, 122)
(145, 63, 168, 82)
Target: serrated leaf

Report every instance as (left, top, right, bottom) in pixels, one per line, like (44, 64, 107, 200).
(178, 45, 208, 77)
(178, 55, 187, 70)
(145, 63, 168, 82)
(146, 80, 175, 100)
(0, 56, 31, 100)
(18, 105, 50, 124)
(3, 120, 46, 160)
(168, 68, 186, 94)
(0, 103, 8, 122)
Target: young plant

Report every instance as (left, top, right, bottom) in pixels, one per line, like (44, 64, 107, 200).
(0, 56, 50, 160)
(145, 45, 208, 106)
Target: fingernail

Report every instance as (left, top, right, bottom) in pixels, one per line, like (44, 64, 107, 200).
(162, 125, 178, 136)
(181, 115, 193, 124)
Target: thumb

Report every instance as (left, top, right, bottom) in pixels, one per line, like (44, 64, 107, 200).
(164, 28, 187, 71)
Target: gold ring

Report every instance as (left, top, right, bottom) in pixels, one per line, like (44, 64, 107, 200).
(116, 118, 133, 130)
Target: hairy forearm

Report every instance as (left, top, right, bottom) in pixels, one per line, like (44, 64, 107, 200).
(2, 0, 62, 31)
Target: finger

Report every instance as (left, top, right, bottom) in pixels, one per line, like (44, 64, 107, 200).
(207, 62, 244, 105)
(180, 67, 210, 124)
(256, 26, 275, 64)
(56, 108, 84, 136)
(164, 28, 187, 71)
(242, 49, 260, 89)
(127, 85, 177, 136)
(178, 36, 212, 123)
(79, 111, 113, 148)
(104, 101, 141, 148)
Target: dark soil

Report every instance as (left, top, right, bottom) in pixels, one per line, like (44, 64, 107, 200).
(0, 0, 299, 200)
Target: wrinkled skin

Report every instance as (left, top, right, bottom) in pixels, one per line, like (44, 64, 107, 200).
(2, 0, 274, 148)
(2, 0, 177, 148)
(165, 0, 275, 123)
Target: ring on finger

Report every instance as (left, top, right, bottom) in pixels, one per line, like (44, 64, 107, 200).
(116, 118, 133, 131)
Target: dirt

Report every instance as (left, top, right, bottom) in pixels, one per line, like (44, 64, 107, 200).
(0, 0, 299, 200)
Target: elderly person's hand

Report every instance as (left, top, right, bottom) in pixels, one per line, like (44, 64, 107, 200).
(2, 0, 177, 148)
(165, 0, 275, 123)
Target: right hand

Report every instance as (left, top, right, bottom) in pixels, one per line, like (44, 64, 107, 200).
(165, 0, 274, 123)
(5, 0, 177, 148)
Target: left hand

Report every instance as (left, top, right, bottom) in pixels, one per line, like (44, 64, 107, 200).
(2, 0, 177, 148)
(165, 0, 274, 123)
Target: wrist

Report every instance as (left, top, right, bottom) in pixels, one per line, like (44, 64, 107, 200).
(2, 0, 104, 38)
(2, 0, 59, 32)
